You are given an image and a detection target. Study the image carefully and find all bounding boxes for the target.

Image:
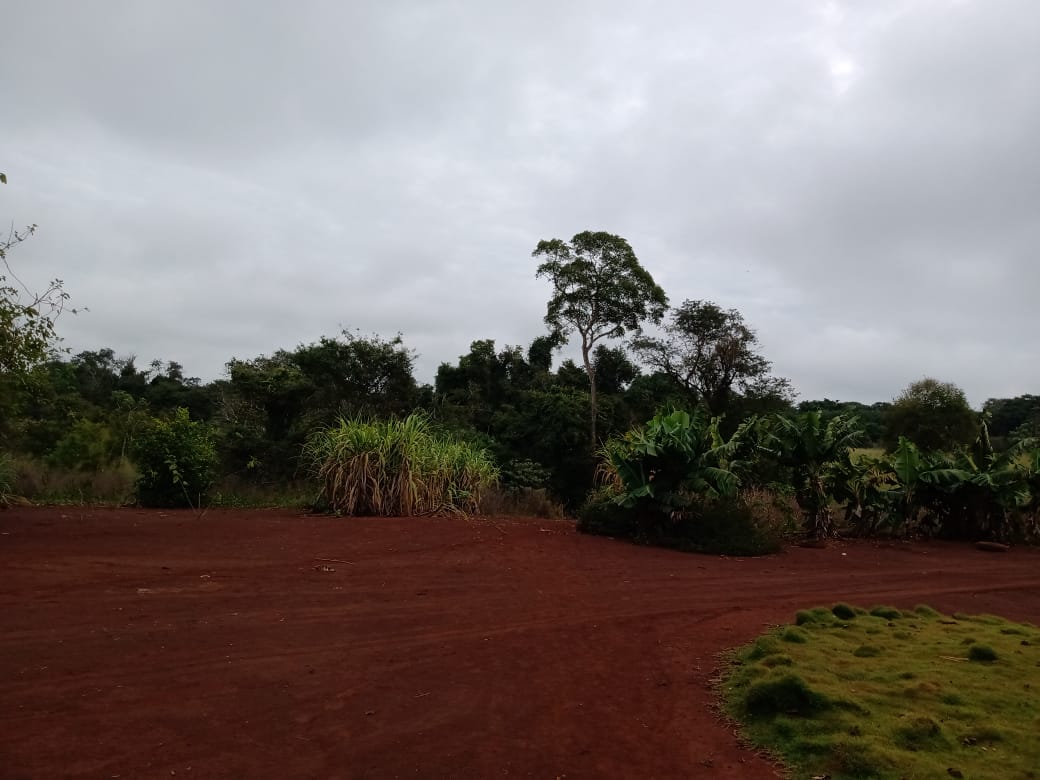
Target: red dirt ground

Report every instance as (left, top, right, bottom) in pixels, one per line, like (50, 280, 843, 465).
(2, 508, 1040, 779)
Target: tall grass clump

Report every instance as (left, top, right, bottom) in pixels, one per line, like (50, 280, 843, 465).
(0, 451, 14, 506)
(304, 413, 498, 516)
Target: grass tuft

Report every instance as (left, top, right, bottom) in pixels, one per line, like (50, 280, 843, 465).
(968, 644, 998, 662)
(743, 674, 831, 718)
(869, 606, 903, 620)
(762, 654, 794, 668)
(795, 610, 817, 626)
(303, 413, 498, 517)
(782, 627, 809, 644)
(893, 717, 947, 752)
(832, 603, 857, 620)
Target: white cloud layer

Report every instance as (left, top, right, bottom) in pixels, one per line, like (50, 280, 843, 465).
(2, 0, 1037, 405)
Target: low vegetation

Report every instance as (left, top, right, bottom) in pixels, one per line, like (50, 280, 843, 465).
(304, 413, 498, 516)
(0, 450, 14, 506)
(133, 408, 219, 508)
(4, 187, 1040, 534)
(721, 605, 1040, 779)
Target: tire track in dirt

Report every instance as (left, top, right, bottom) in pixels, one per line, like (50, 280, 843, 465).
(3, 508, 1040, 779)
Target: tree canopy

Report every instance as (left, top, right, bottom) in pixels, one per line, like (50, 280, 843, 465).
(533, 231, 667, 448)
(883, 378, 978, 452)
(630, 299, 792, 419)
(1, 174, 73, 380)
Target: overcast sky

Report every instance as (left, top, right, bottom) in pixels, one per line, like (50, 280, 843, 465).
(2, 0, 1037, 406)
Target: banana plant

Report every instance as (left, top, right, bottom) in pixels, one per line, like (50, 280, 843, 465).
(946, 431, 1039, 541)
(885, 437, 970, 533)
(830, 452, 891, 535)
(764, 411, 864, 539)
(598, 408, 748, 517)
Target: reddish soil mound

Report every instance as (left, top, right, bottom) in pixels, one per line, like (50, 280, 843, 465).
(2, 507, 1039, 779)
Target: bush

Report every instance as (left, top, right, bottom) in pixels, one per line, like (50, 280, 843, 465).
(133, 408, 219, 508)
(579, 489, 789, 556)
(577, 488, 639, 536)
(47, 420, 115, 471)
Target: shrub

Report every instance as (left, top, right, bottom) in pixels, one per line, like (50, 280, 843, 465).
(577, 488, 637, 535)
(499, 458, 552, 493)
(853, 645, 882, 658)
(679, 495, 786, 555)
(47, 420, 115, 471)
(133, 408, 219, 508)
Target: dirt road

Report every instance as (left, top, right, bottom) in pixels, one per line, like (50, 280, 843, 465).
(2, 508, 1039, 779)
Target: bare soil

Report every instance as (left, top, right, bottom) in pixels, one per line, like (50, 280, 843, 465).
(2, 507, 1039, 779)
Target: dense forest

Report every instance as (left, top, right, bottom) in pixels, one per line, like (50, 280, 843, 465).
(3, 208, 1039, 548)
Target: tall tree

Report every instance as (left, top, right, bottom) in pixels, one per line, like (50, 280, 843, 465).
(883, 378, 978, 452)
(1, 172, 75, 380)
(533, 231, 667, 448)
(630, 299, 791, 418)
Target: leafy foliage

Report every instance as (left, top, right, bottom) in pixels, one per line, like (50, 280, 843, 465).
(218, 330, 418, 482)
(631, 299, 793, 418)
(0, 175, 76, 381)
(534, 231, 667, 448)
(133, 408, 219, 508)
(581, 408, 788, 555)
(765, 411, 864, 538)
(883, 378, 978, 452)
(599, 408, 750, 514)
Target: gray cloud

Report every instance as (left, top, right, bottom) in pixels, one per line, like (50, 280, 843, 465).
(2, 0, 1037, 405)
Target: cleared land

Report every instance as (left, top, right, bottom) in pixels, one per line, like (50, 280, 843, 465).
(2, 508, 1040, 779)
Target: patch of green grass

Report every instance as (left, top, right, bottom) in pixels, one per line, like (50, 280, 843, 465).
(869, 606, 903, 620)
(782, 627, 809, 644)
(721, 606, 1040, 779)
(852, 645, 881, 658)
(850, 447, 885, 464)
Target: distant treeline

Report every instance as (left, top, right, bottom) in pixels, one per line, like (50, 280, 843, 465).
(1, 328, 1036, 507)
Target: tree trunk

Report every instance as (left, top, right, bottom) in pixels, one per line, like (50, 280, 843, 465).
(582, 343, 597, 452)
(588, 371, 598, 452)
